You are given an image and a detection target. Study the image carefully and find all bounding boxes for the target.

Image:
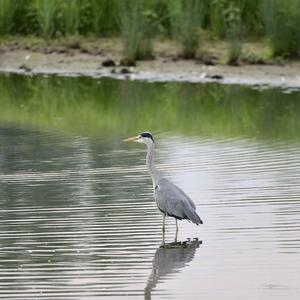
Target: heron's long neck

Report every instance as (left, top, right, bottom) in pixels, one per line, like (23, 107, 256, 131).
(146, 143, 160, 187)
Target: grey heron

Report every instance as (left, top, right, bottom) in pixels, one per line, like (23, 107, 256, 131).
(123, 132, 203, 238)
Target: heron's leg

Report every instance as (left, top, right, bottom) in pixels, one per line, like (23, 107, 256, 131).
(175, 219, 178, 242)
(162, 229, 165, 244)
(161, 214, 166, 242)
(162, 214, 166, 233)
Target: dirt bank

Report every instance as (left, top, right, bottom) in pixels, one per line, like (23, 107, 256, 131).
(1, 37, 300, 89)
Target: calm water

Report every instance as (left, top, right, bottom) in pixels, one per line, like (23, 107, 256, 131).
(0, 75, 300, 299)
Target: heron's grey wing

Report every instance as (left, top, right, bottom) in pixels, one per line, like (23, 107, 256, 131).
(154, 178, 202, 224)
(156, 178, 196, 209)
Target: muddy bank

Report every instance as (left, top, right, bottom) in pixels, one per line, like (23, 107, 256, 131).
(1, 45, 300, 89)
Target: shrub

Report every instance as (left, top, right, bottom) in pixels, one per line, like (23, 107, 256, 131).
(168, 0, 208, 59)
(119, 0, 156, 61)
(34, 0, 58, 38)
(224, 4, 243, 65)
(262, 0, 300, 57)
(0, 0, 18, 35)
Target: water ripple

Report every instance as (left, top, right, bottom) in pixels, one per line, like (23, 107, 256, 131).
(0, 132, 300, 299)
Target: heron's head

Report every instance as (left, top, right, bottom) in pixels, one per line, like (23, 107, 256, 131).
(123, 132, 154, 146)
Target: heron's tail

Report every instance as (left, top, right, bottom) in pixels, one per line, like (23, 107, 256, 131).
(185, 208, 203, 225)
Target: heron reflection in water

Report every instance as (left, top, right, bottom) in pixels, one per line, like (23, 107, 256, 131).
(124, 132, 203, 240)
(144, 239, 202, 300)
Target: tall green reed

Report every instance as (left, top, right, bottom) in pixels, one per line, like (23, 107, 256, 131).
(0, 0, 18, 35)
(1, 0, 300, 62)
(61, 0, 81, 36)
(238, 0, 262, 36)
(34, 0, 58, 38)
(209, 0, 226, 38)
(168, 0, 208, 58)
(119, 0, 144, 61)
(91, 0, 119, 36)
(224, 4, 243, 65)
(10, 0, 36, 35)
(137, 7, 159, 59)
(262, 0, 300, 57)
(119, 0, 156, 61)
(209, 0, 262, 38)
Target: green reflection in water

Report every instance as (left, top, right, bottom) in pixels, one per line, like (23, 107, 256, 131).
(0, 74, 300, 140)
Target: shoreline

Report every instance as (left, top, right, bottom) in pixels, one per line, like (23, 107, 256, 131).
(1, 47, 300, 89)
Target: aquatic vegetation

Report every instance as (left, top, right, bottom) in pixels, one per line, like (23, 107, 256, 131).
(119, 0, 144, 61)
(209, 0, 226, 38)
(61, 0, 81, 36)
(90, 0, 119, 36)
(119, 0, 157, 61)
(0, 0, 18, 34)
(224, 4, 243, 65)
(262, 0, 300, 57)
(34, 0, 58, 38)
(168, 0, 207, 58)
(0, 0, 299, 59)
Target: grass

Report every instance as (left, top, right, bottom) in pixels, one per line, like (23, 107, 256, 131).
(62, 0, 81, 36)
(209, 0, 226, 38)
(0, 0, 17, 34)
(224, 4, 243, 65)
(262, 0, 300, 58)
(119, 0, 157, 61)
(119, 0, 144, 61)
(0, 0, 300, 61)
(90, 0, 119, 36)
(168, 0, 208, 58)
(34, 0, 58, 39)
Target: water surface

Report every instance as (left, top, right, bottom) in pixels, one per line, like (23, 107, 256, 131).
(0, 75, 299, 299)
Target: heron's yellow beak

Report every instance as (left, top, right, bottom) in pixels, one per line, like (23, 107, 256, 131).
(123, 135, 140, 142)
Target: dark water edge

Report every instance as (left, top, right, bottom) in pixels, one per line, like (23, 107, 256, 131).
(2, 67, 300, 90)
